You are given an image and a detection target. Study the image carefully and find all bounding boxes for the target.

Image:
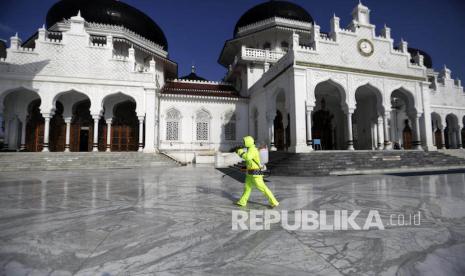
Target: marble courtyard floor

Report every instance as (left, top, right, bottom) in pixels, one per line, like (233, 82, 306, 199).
(1, 166, 465, 276)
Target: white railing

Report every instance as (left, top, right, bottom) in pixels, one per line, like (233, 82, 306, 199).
(242, 47, 285, 62)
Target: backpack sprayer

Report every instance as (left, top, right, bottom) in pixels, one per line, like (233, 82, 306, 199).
(223, 145, 271, 178)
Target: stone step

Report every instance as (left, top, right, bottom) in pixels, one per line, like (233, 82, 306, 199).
(0, 152, 178, 172)
(264, 151, 465, 176)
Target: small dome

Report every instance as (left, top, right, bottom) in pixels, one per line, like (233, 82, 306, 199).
(180, 66, 207, 81)
(234, 1, 313, 36)
(0, 40, 6, 59)
(46, 0, 168, 50)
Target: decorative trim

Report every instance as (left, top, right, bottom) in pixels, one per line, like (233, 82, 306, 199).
(169, 79, 233, 86)
(160, 93, 248, 102)
(295, 61, 426, 81)
(237, 16, 312, 36)
(430, 105, 465, 111)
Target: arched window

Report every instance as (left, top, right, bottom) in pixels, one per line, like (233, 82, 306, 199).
(224, 112, 236, 141)
(196, 109, 210, 141)
(166, 108, 181, 141)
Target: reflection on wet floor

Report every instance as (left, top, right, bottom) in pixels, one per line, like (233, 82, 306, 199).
(0, 167, 464, 275)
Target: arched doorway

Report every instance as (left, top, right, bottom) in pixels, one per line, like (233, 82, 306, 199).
(49, 102, 66, 152)
(111, 101, 139, 151)
(70, 100, 93, 152)
(313, 81, 347, 150)
(25, 99, 44, 152)
(431, 112, 443, 149)
(272, 91, 289, 151)
(353, 85, 383, 150)
(402, 119, 413, 150)
(2, 88, 41, 151)
(391, 89, 416, 150)
(445, 114, 459, 149)
(273, 110, 285, 150)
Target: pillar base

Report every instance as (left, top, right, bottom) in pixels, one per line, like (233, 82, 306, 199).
(42, 148, 49, 152)
(20, 144, 26, 151)
(143, 147, 157, 153)
(423, 145, 438, 152)
(106, 147, 111, 152)
(347, 141, 354, 151)
(413, 145, 423, 150)
(289, 144, 313, 153)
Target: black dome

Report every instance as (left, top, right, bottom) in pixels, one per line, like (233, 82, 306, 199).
(180, 66, 207, 81)
(234, 1, 313, 36)
(46, 0, 168, 50)
(0, 40, 6, 59)
(408, 48, 433, 69)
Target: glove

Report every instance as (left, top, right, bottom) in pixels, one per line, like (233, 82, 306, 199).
(236, 148, 244, 156)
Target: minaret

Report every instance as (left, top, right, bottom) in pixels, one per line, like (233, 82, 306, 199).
(352, 1, 371, 25)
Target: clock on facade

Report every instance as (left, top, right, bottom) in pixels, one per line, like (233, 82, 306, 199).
(357, 39, 374, 57)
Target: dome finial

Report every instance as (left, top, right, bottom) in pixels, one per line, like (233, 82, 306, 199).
(191, 64, 196, 73)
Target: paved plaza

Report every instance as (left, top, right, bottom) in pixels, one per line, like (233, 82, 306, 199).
(1, 166, 465, 275)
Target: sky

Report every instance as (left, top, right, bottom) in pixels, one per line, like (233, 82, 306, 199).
(1, 0, 464, 82)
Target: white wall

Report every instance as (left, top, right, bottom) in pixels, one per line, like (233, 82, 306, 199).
(159, 96, 248, 155)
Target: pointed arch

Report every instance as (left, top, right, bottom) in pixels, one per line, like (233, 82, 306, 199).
(195, 108, 211, 141)
(165, 107, 181, 141)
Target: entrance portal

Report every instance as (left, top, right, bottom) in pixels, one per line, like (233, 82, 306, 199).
(273, 110, 285, 151)
(79, 129, 90, 152)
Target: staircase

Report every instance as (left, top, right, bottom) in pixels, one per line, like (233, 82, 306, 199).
(266, 150, 465, 176)
(0, 152, 179, 172)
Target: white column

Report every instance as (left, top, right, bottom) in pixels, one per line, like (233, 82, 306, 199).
(413, 114, 423, 150)
(64, 118, 71, 152)
(455, 128, 462, 149)
(92, 115, 100, 152)
(289, 68, 311, 153)
(138, 116, 144, 152)
(144, 88, 157, 153)
(383, 112, 392, 150)
(376, 116, 382, 150)
(461, 127, 464, 149)
(106, 119, 112, 152)
(346, 111, 354, 150)
(10, 118, 19, 150)
(20, 117, 27, 151)
(440, 128, 446, 149)
(266, 112, 277, 151)
(305, 105, 313, 150)
(42, 115, 51, 152)
(419, 82, 434, 151)
(2, 117, 9, 150)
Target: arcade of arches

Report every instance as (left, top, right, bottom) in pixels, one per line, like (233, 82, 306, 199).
(1, 90, 144, 152)
(268, 81, 465, 153)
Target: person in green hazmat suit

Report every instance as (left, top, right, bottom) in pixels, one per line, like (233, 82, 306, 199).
(235, 136, 279, 208)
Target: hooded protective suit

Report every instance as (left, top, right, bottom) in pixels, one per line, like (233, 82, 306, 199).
(236, 136, 279, 207)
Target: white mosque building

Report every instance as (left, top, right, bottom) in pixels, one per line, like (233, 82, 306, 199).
(0, 0, 464, 163)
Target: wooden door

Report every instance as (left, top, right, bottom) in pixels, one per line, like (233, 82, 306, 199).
(111, 125, 137, 151)
(403, 127, 413, 149)
(435, 129, 443, 149)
